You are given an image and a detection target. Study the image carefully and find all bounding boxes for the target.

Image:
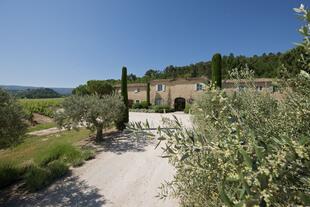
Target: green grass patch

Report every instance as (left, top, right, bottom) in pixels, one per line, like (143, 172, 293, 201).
(0, 129, 96, 191)
(27, 122, 57, 133)
(24, 161, 69, 191)
(0, 129, 91, 165)
(24, 165, 51, 191)
(37, 143, 82, 166)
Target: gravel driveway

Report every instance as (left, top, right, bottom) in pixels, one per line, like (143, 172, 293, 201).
(2, 112, 192, 207)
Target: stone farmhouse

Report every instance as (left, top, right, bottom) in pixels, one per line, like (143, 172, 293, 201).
(115, 77, 275, 111)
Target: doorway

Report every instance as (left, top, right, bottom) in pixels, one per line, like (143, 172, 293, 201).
(174, 97, 186, 111)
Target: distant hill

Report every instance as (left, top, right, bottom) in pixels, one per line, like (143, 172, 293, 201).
(0, 85, 73, 95)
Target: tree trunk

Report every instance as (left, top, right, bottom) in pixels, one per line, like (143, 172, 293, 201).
(96, 126, 103, 141)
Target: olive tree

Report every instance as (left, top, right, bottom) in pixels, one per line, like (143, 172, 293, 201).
(0, 89, 27, 148)
(129, 4, 310, 206)
(55, 94, 125, 141)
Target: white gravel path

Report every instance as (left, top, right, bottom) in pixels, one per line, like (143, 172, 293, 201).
(2, 112, 192, 207)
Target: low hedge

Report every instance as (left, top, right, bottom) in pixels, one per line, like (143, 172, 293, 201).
(153, 105, 174, 113)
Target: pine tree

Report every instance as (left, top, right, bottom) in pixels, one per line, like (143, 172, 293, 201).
(211, 53, 222, 89)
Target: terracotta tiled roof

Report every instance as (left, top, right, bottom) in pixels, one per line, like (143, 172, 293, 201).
(223, 78, 274, 83)
(150, 77, 209, 84)
(114, 77, 274, 88)
(114, 83, 146, 88)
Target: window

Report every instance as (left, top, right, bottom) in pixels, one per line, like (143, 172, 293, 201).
(155, 98, 162, 105)
(196, 83, 204, 91)
(256, 86, 263, 91)
(135, 100, 140, 103)
(238, 86, 246, 91)
(156, 84, 165, 92)
(134, 88, 140, 93)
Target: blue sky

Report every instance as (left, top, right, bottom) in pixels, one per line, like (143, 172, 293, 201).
(0, 0, 307, 88)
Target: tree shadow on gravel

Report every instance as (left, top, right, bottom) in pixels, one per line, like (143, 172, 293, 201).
(93, 131, 153, 155)
(0, 176, 106, 207)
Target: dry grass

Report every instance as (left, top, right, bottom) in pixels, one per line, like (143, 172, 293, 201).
(0, 129, 92, 165)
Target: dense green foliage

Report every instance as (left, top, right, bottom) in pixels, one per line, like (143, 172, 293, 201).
(73, 80, 114, 97)
(0, 161, 22, 188)
(212, 53, 222, 88)
(55, 94, 125, 140)
(132, 101, 149, 109)
(117, 66, 129, 130)
(8, 88, 61, 99)
(153, 105, 174, 113)
(105, 49, 301, 85)
(0, 89, 27, 149)
(19, 98, 63, 118)
(24, 161, 68, 191)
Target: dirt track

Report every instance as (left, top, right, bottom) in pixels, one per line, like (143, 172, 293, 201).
(2, 112, 191, 207)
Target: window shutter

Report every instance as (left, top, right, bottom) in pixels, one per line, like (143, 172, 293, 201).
(202, 83, 206, 90)
(156, 84, 158, 91)
(194, 83, 198, 91)
(163, 85, 166, 91)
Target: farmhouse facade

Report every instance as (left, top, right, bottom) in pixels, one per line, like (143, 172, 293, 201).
(115, 77, 275, 111)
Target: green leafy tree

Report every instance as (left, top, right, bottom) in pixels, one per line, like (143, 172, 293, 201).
(86, 80, 114, 96)
(72, 84, 89, 96)
(212, 53, 222, 88)
(72, 81, 114, 97)
(0, 89, 27, 148)
(55, 94, 125, 141)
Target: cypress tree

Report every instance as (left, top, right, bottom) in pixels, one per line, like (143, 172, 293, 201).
(117, 66, 129, 130)
(211, 53, 222, 89)
(146, 82, 150, 107)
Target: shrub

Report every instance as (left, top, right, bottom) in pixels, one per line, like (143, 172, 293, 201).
(184, 104, 191, 114)
(132, 102, 142, 109)
(140, 101, 149, 109)
(38, 144, 82, 166)
(132, 101, 149, 109)
(47, 160, 69, 179)
(24, 165, 50, 191)
(153, 105, 174, 113)
(25, 161, 68, 191)
(129, 108, 156, 113)
(82, 149, 96, 161)
(0, 161, 21, 189)
(0, 89, 27, 149)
